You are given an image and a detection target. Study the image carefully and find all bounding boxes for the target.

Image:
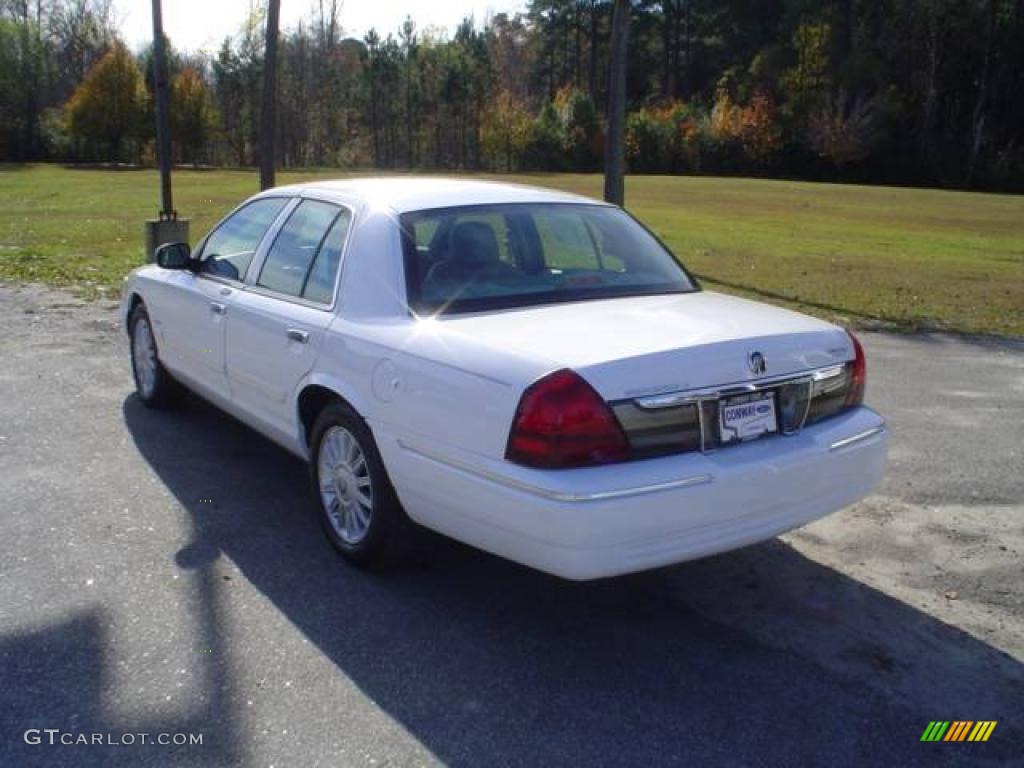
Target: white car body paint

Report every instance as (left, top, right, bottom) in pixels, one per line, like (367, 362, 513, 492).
(122, 178, 887, 580)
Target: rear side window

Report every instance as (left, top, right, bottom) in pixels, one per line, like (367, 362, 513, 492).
(302, 211, 352, 304)
(200, 197, 287, 281)
(257, 200, 349, 302)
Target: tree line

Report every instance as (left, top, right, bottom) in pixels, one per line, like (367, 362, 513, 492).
(2, 0, 1023, 192)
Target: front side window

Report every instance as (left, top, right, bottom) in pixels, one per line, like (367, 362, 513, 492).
(199, 198, 287, 281)
(401, 203, 697, 313)
(257, 200, 350, 302)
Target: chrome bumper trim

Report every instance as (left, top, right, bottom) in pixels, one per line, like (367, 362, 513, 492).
(398, 440, 713, 503)
(829, 425, 887, 452)
(631, 363, 851, 450)
(634, 363, 846, 411)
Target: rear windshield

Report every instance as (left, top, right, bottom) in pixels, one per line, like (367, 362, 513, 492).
(400, 203, 697, 314)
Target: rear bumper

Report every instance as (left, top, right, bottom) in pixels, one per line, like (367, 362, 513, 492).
(380, 407, 888, 580)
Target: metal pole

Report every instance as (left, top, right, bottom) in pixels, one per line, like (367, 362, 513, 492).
(144, 0, 187, 261)
(152, 0, 174, 218)
(260, 0, 281, 190)
(603, 0, 630, 207)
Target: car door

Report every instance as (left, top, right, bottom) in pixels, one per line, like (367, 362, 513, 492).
(152, 197, 290, 401)
(225, 198, 353, 441)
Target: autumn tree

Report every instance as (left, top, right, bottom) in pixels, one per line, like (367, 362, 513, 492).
(66, 40, 146, 161)
(481, 90, 533, 170)
(737, 92, 781, 162)
(171, 67, 216, 165)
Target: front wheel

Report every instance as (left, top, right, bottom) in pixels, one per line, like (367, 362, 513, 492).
(310, 402, 408, 568)
(129, 303, 182, 408)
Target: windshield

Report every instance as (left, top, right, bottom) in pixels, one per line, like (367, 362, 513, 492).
(400, 203, 698, 314)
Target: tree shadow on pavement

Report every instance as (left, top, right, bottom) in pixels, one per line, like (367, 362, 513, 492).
(112, 393, 1023, 767)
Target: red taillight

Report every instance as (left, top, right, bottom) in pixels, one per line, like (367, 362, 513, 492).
(846, 330, 866, 406)
(506, 369, 629, 469)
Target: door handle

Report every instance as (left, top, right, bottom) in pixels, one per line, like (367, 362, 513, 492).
(286, 328, 309, 344)
(210, 302, 226, 315)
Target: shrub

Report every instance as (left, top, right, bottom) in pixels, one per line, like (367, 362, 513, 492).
(626, 101, 709, 173)
(553, 87, 601, 170)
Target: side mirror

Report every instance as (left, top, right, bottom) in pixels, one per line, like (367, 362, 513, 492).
(154, 241, 192, 270)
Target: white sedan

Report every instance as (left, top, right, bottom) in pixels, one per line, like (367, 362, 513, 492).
(121, 179, 887, 580)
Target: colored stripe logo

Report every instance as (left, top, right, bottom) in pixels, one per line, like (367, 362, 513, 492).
(920, 721, 997, 742)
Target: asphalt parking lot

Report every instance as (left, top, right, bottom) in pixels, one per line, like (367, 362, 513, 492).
(1, 282, 1022, 767)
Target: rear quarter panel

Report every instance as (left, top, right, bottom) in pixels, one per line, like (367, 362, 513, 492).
(317, 203, 551, 465)
(317, 318, 540, 461)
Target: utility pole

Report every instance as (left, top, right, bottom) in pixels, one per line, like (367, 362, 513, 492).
(260, 0, 281, 190)
(153, 0, 172, 216)
(603, 0, 630, 207)
(144, 0, 189, 260)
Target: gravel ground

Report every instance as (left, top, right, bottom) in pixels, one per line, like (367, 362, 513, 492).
(1, 282, 1022, 767)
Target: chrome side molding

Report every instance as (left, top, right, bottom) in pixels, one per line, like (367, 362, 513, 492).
(829, 425, 887, 452)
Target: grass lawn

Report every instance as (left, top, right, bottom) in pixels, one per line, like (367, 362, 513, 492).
(1, 164, 1021, 336)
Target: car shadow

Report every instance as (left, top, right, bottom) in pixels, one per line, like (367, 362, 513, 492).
(118, 393, 1024, 766)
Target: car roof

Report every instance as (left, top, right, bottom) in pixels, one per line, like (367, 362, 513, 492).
(258, 177, 607, 214)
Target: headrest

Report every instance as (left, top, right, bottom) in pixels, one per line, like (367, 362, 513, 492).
(451, 221, 500, 267)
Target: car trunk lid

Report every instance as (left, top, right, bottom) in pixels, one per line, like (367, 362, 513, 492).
(436, 291, 854, 401)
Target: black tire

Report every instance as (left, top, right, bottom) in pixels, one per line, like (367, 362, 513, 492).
(309, 401, 408, 569)
(129, 303, 183, 409)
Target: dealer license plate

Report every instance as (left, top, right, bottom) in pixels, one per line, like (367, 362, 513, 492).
(719, 391, 778, 444)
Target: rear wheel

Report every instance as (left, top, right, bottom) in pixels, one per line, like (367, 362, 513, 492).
(310, 402, 407, 568)
(129, 303, 182, 408)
